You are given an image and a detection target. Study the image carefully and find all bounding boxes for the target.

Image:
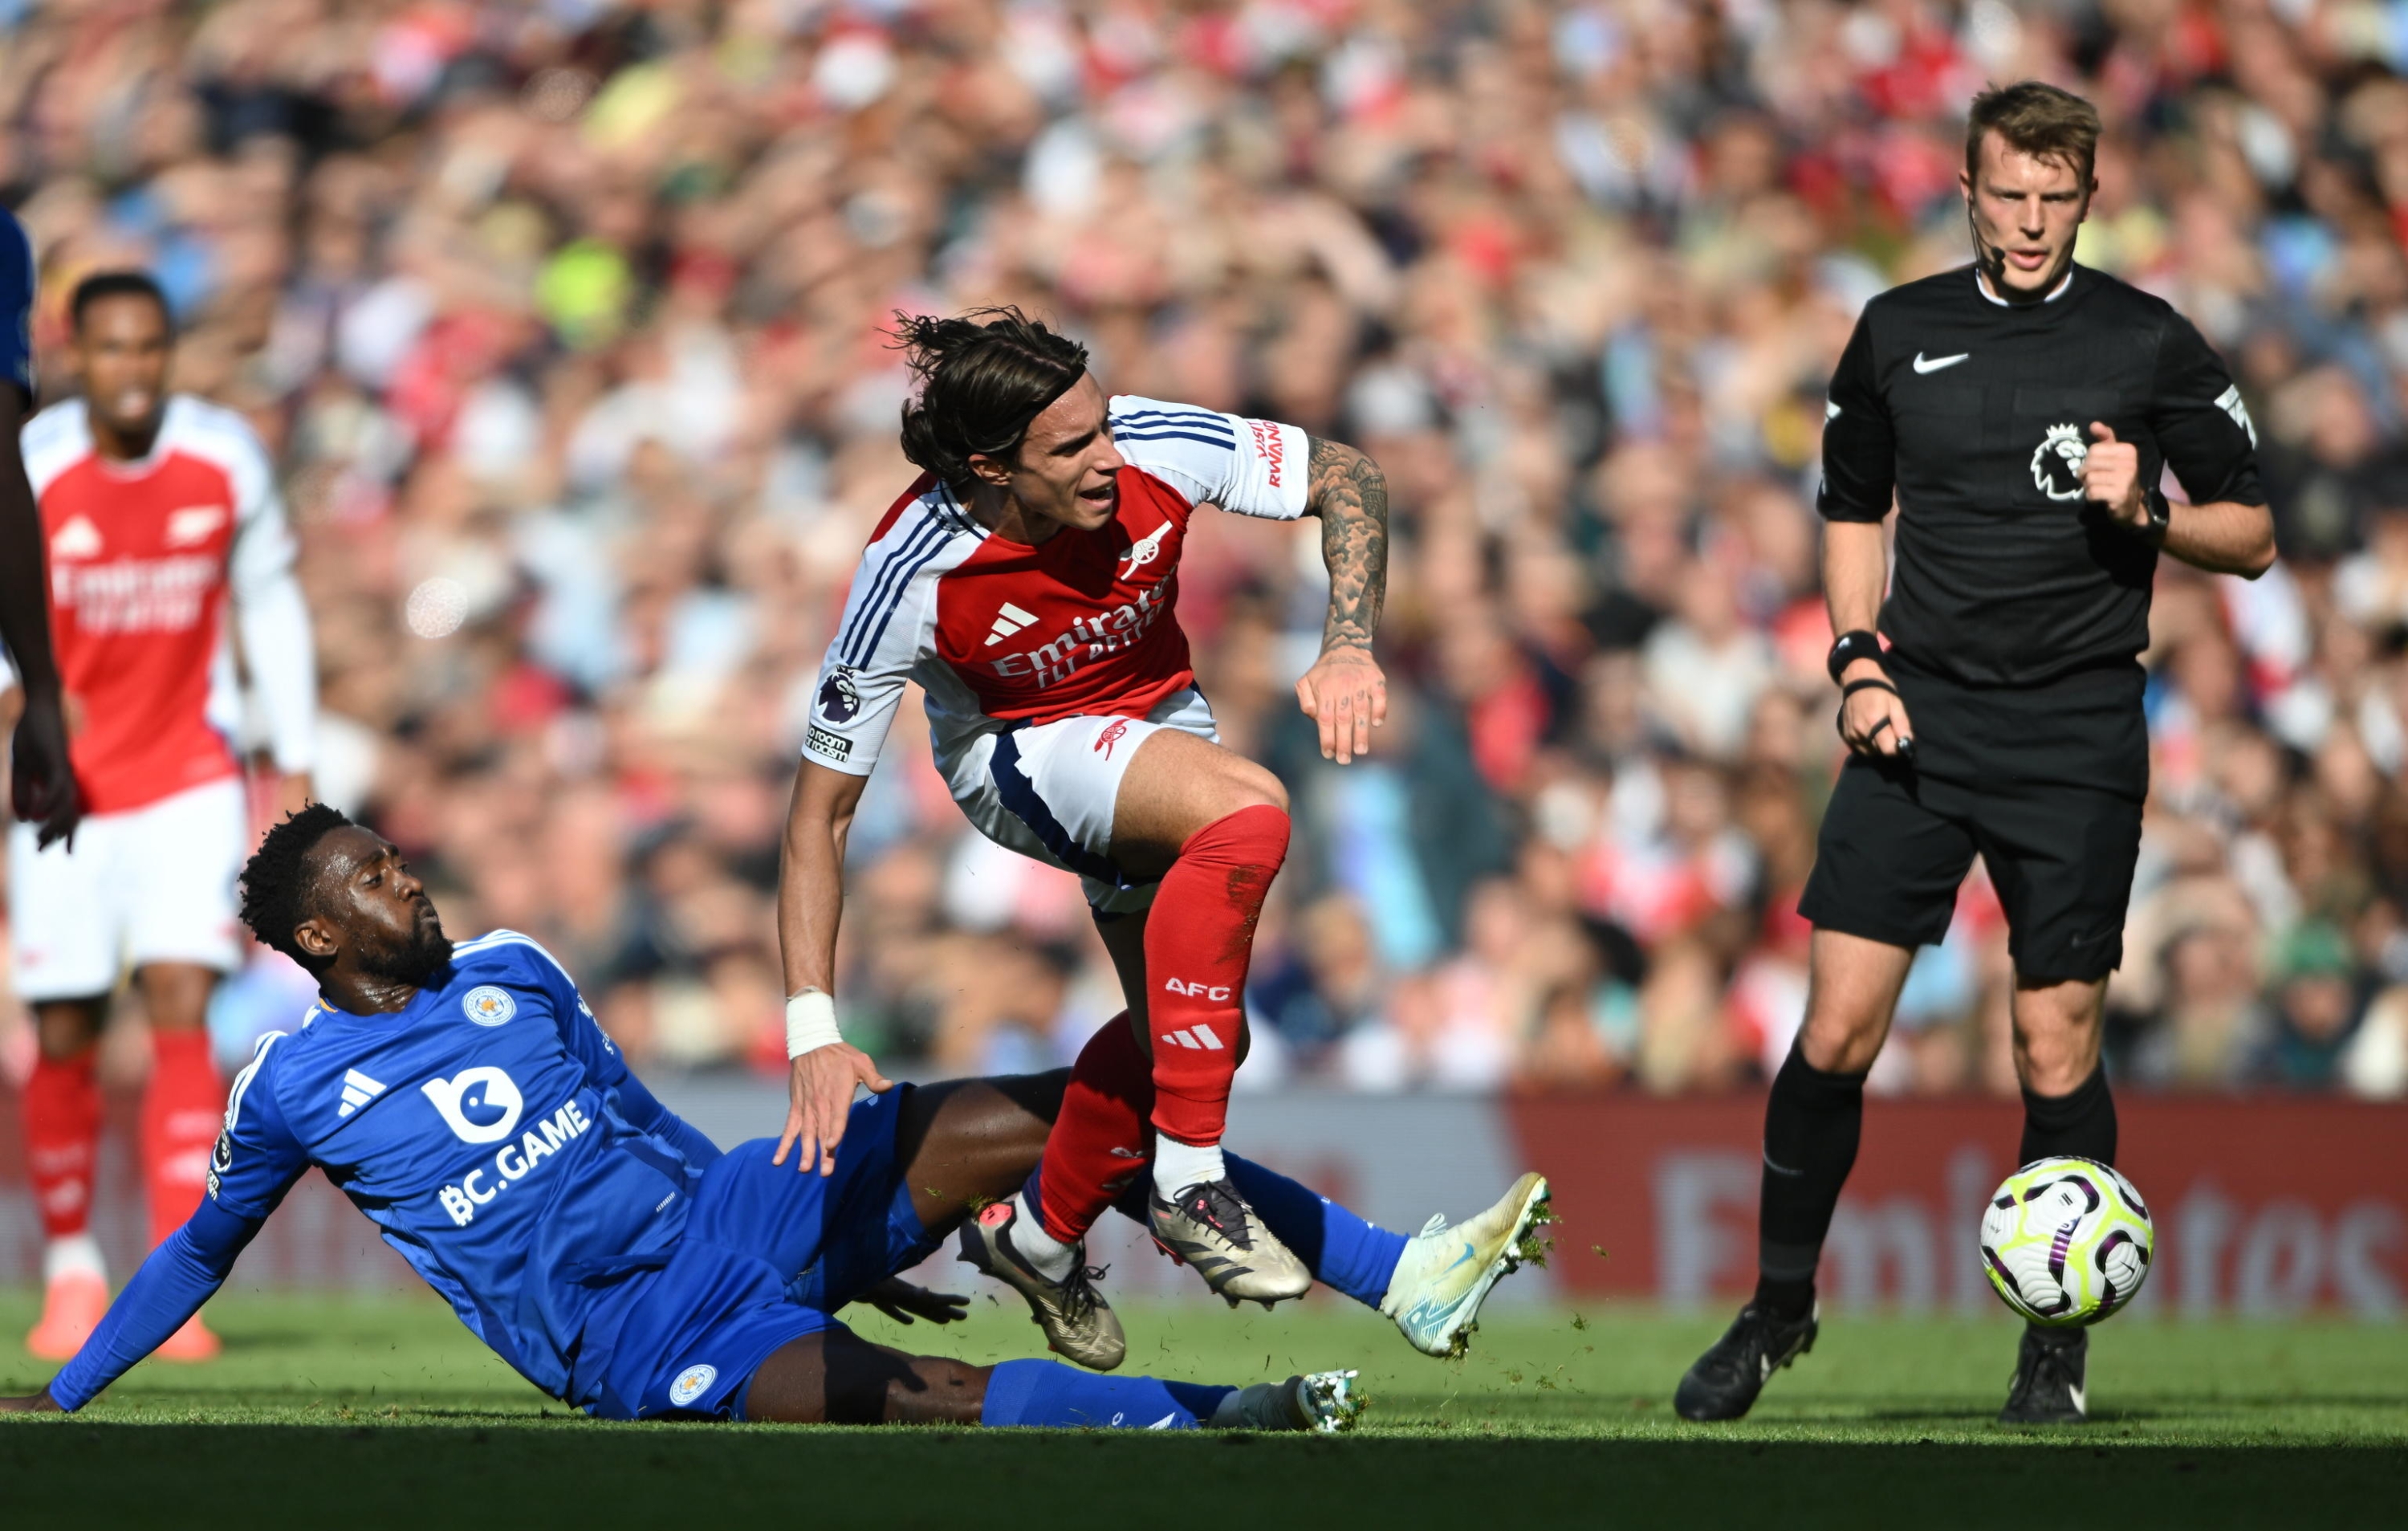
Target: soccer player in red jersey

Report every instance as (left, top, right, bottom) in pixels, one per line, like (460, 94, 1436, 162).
(12, 272, 316, 1361)
(774, 310, 1388, 1366)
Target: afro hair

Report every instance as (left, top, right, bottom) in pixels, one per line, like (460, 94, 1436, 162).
(238, 803, 354, 971)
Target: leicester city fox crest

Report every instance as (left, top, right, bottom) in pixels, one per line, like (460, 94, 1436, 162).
(2031, 422, 2089, 502)
(463, 985, 517, 1026)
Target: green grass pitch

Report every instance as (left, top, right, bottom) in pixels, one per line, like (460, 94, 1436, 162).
(2, 1289, 2402, 1528)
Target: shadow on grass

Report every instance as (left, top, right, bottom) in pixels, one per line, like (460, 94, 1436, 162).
(1, 1424, 2398, 1529)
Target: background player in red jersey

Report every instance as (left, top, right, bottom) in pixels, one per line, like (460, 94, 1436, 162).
(774, 310, 1387, 1365)
(12, 271, 316, 1361)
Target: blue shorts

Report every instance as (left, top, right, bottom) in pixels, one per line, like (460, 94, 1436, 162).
(582, 1087, 942, 1421)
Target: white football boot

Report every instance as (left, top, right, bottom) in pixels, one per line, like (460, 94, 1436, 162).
(1211, 1370, 1365, 1434)
(1381, 1171, 1552, 1358)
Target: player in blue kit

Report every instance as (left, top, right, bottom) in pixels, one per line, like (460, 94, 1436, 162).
(0, 804, 1544, 1427)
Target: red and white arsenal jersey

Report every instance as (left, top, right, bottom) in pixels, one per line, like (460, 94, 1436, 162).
(18, 397, 318, 815)
(802, 396, 1308, 776)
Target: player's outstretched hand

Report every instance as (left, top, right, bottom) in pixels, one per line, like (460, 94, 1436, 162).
(773, 1041, 893, 1177)
(858, 1277, 971, 1326)
(10, 690, 82, 849)
(0, 1386, 63, 1413)
(2081, 421, 2146, 528)
(1296, 645, 1388, 764)
(1839, 674, 1916, 760)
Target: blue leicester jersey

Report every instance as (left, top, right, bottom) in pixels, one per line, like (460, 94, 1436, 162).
(208, 932, 714, 1402)
(2, 207, 32, 399)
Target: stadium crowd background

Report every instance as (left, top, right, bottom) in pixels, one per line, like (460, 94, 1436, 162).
(6, 0, 2408, 1102)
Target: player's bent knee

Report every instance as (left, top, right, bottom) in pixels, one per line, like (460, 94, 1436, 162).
(1238, 766, 1289, 817)
(1197, 763, 1288, 827)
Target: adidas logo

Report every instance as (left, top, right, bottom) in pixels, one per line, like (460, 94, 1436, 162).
(985, 602, 1039, 646)
(52, 516, 102, 559)
(338, 1069, 387, 1118)
(1163, 1024, 1223, 1052)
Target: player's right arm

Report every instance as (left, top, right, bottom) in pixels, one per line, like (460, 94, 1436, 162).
(0, 1200, 269, 1412)
(1816, 312, 1914, 759)
(0, 210, 79, 846)
(773, 759, 891, 1177)
(2, 1033, 306, 1411)
(771, 522, 936, 1174)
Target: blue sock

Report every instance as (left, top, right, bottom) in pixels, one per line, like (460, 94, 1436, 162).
(1226, 1152, 1409, 1309)
(982, 1359, 1233, 1430)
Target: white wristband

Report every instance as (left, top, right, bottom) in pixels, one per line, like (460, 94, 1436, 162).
(785, 990, 843, 1060)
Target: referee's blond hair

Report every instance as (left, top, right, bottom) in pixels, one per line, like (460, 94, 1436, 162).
(1967, 82, 2102, 187)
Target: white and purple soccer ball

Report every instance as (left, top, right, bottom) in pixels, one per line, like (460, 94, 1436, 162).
(1978, 1157, 2154, 1327)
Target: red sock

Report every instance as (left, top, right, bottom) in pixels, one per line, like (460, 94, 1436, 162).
(1144, 804, 1287, 1147)
(1032, 1014, 1156, 1244)
(142, 1030, 225, 1248)
(25, 1051, 101, 1244)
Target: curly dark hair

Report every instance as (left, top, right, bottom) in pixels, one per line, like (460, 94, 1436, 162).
(893, 307, 1088, 490)
(70, 269, 173, 334)
(238, 803, 354, 971)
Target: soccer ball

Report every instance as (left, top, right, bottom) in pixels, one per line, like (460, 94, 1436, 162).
(1978, 1157, 2154, 1326)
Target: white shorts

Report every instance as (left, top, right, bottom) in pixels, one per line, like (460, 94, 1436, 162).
(10, 776, 249, 1000)
(943, 689, 1218, 915)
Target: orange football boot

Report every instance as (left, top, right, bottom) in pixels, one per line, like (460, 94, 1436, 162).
(24, 1271, 108, 1361)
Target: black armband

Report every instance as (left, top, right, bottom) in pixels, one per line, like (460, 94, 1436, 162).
(1827, 629, 1884, 685)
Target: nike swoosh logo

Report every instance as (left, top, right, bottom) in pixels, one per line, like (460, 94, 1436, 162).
(2068, 1382, 2086, 1415)
(1914, 352, 1969, 373)
(1146, 1412, 1180, 1429)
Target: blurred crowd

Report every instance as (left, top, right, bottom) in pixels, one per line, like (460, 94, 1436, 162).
(7, 0, 2408, 1099)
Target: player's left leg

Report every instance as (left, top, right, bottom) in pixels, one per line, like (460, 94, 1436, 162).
(954, 691, 1307, 1303)
(1998, 972, 2114, 1424)
(1100, 727, 1298, 1299)
(124, 776, 250, 1362)
(739, 1326, 1361, 1431)
(1976, 697, 2138, 1426)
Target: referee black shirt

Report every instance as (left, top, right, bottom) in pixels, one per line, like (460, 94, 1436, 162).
(1818, 263, 2265, 687)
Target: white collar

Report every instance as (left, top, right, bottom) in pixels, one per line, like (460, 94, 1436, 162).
(1976, 266, 2074, 306)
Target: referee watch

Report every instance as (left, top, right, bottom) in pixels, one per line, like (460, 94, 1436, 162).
(2126, 486, 2172, 548)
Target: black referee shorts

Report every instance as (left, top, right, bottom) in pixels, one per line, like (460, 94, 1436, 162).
(1798, 655, 2147, 985)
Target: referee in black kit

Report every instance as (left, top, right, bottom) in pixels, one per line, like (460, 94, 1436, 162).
(1675, 82, 2275, 1427)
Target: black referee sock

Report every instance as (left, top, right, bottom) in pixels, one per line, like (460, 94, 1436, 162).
(2018, 1063, 2117, 1167)
(1753, 1042, 1869, 1321)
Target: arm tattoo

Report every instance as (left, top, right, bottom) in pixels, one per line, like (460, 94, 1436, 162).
(1304, 435, 1389, 653)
